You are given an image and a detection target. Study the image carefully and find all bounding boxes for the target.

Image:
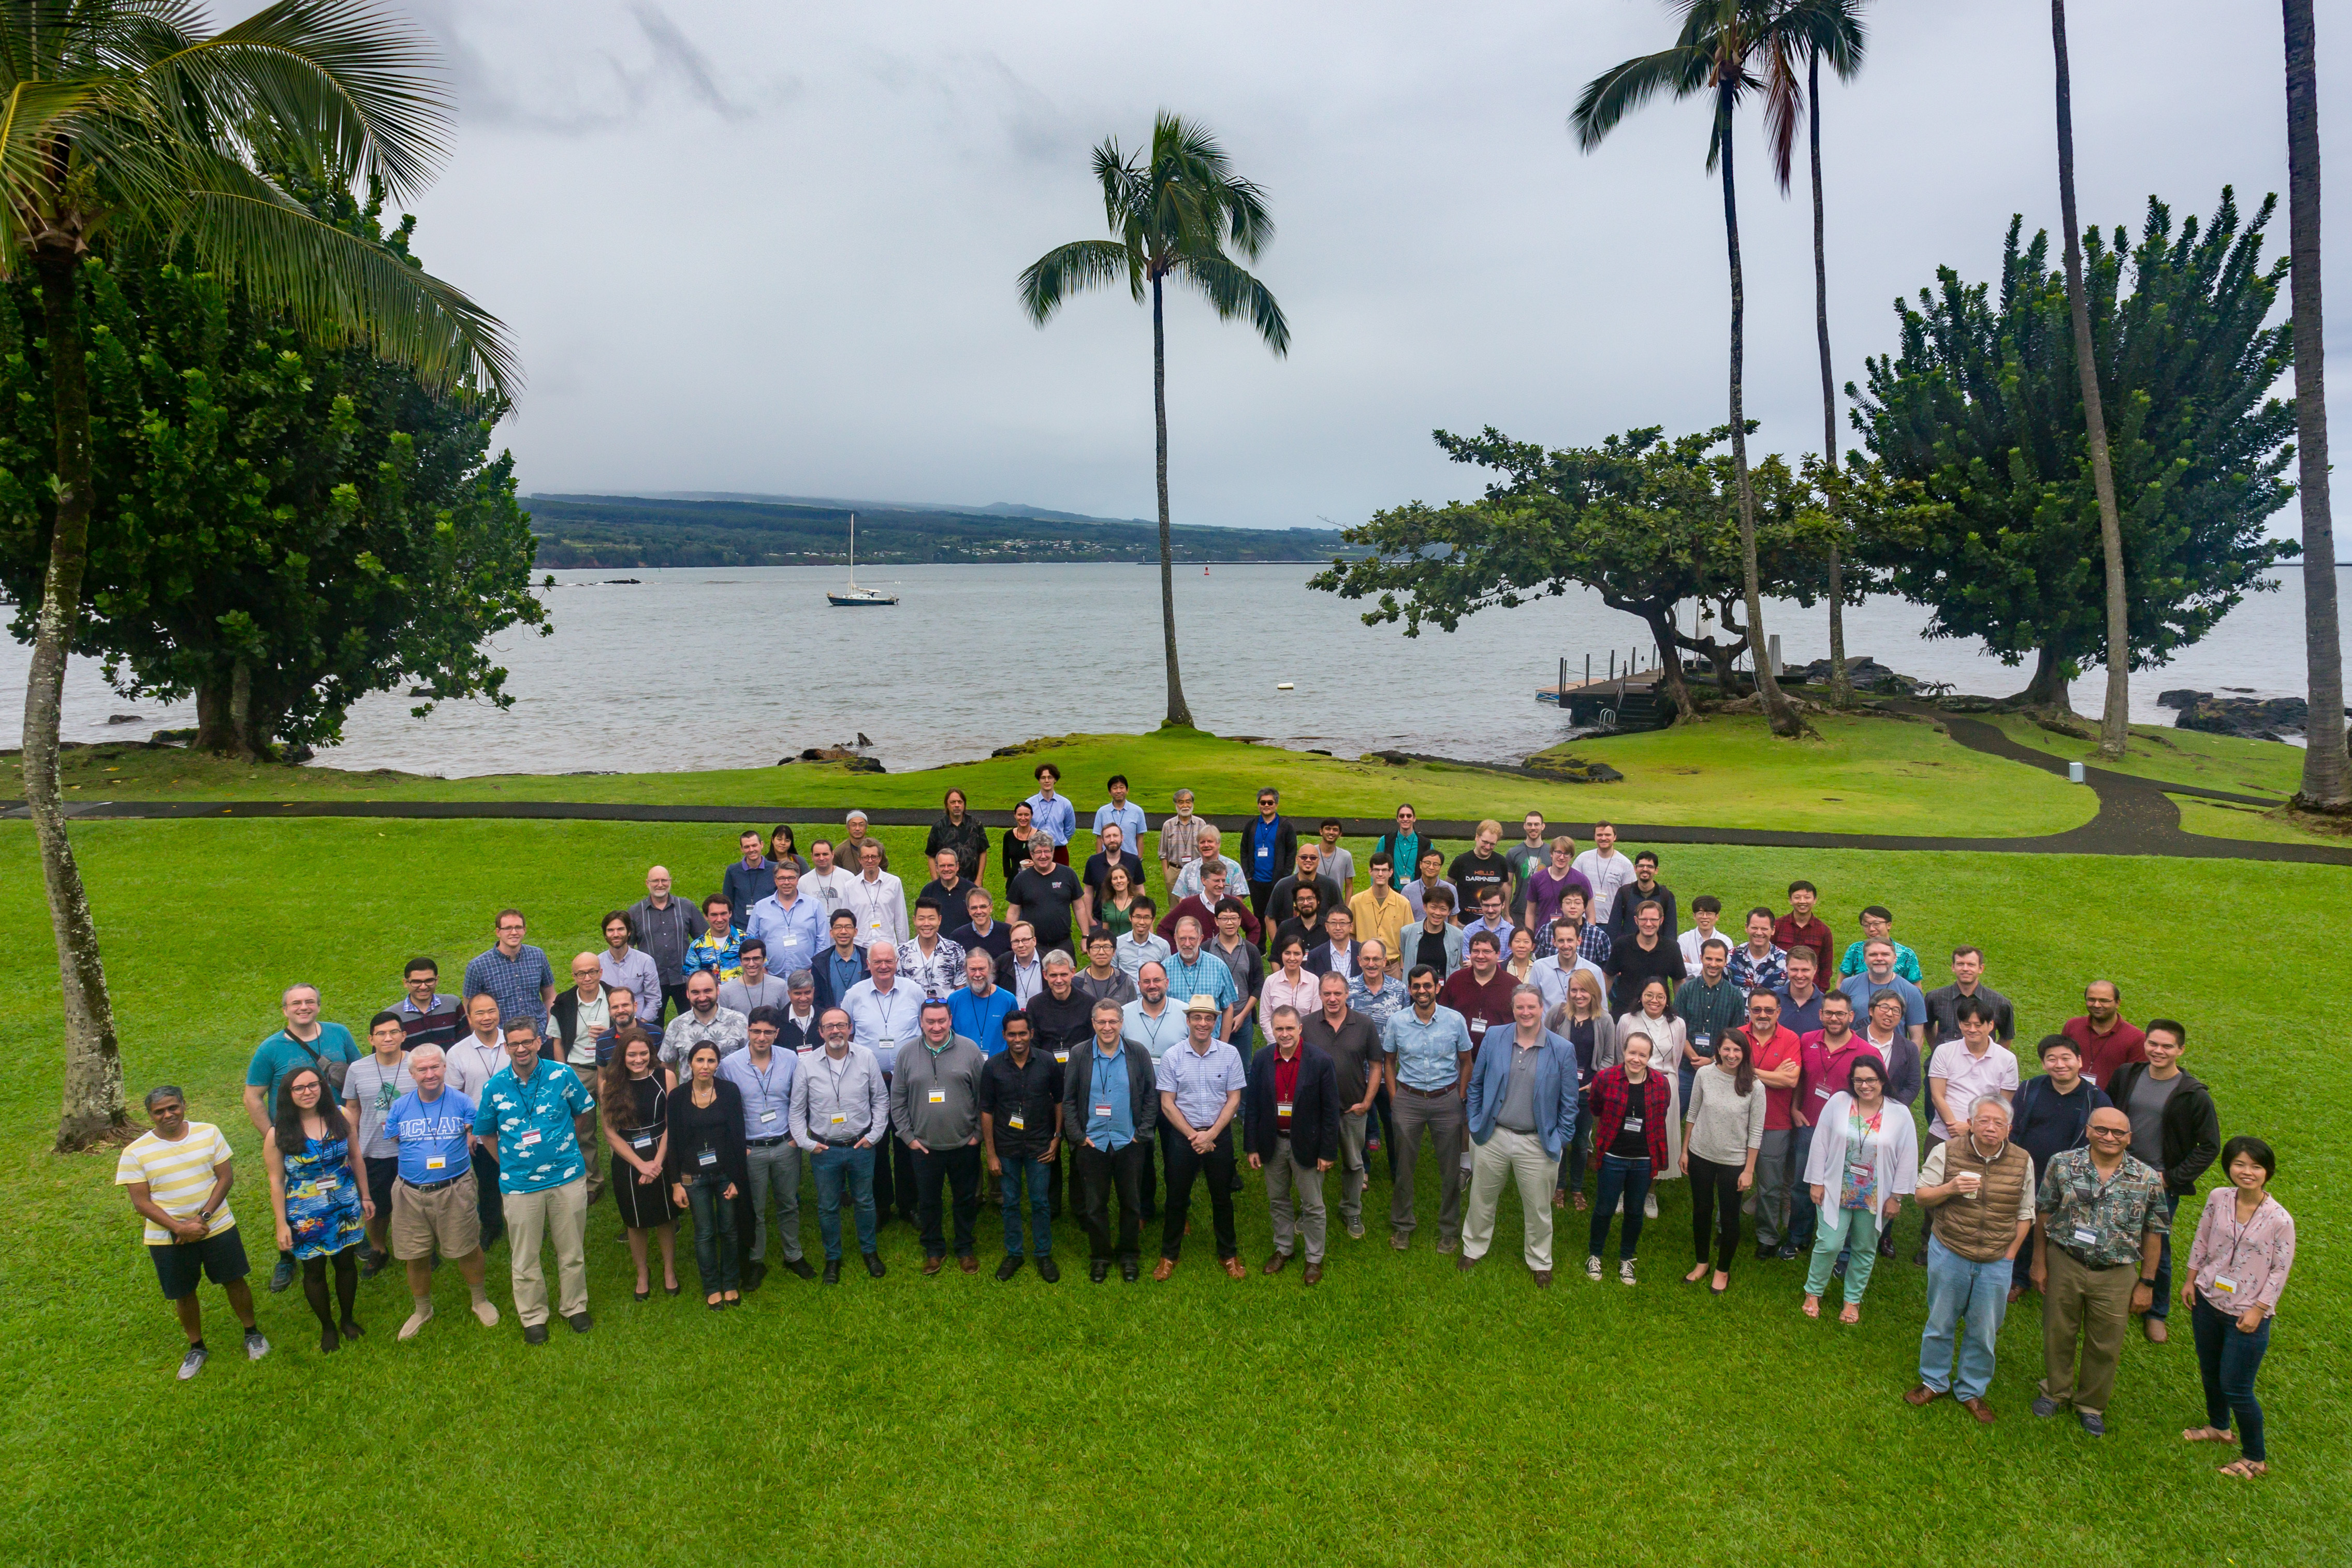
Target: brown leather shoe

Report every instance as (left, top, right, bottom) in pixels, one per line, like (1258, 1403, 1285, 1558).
(1903, 1384, 1946, 1407)
(1221, 1256, 1248, 1280)
(1532, 1269, 1553, 1288)
(1962, 1397, 1996, 1424)
(2145, 1316, 2169, 1344)
(1151, 1258, 1175, 1282)
(957, 1254, 978, 1274)
(1262, 1252, 1290, 1275)
(1302, 1262, 1322, 1285)
(921, 1255, 944, 1276)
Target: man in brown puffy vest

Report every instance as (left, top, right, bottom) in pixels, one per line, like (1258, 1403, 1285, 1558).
(1904, 1095, 2034, 1423)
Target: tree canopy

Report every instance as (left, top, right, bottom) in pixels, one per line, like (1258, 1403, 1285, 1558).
(1852, 189, 2298, 704)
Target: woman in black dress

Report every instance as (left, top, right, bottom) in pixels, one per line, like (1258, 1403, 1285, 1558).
(1000, 800, 1037, 886)
(926, 788, 988, 882)
(667, 1041, 749, 1309)
(600, 1029, 679, 1300)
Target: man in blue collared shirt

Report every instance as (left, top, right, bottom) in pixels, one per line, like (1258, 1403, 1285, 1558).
(1067, 999, 1155, 1281)
(1024, 764, 1076, 856)
(1382, 966, 1474, 1253)
(746, 863, 829, 983)
(947, 950, 1018, 1057)
(719, 1009, 814, 1288)
(1091, 773, 1148, 850)
(1161, 917, 1243, 1045)
(470, 1020, 594, 1343)
(1153, 997, 1249, 1279)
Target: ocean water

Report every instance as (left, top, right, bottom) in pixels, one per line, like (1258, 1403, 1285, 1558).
(5, 563, 2341, 776)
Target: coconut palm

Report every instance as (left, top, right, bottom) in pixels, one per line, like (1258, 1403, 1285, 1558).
(1575, 1, 1808, 737)
(2049, 0, 2130, 752)
(1762, 0, 1867, 707)
(4, 0, 517, 1150)
(1019, 112, 1288, 729)
(2284, 0, 2346, 808)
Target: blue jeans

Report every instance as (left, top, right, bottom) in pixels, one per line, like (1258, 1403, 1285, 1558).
(1588, 1154, 1652, 1262)
(685, 1173, 740, 1295)
(2146, 1192, 2183, 1319)
(1787, 1124, 1818, 1248)
(2192, 1294, 2272, 1461)
(811, 1145, 879, 1261)
(1920, 1234, 2011, 1399)
(998, 1154, 1053, 1257)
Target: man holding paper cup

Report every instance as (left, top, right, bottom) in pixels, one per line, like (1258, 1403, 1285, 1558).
(1906, 1095, 2034, 1423)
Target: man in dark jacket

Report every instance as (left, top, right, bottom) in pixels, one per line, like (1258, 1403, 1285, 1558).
(2106, 1019, 2219, 1343)
(2005, 1034, 2110, 1303)
(1063, 1000, 1158, 1283)
(1244, 1005, 1343, 1283)
(1239, 788, 1300, 925)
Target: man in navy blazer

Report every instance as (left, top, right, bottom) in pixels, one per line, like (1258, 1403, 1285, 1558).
(1303, 906, 1364, 987)
(1459, 984, 1580, 1286)
(811, 911, 869, 1017)
(1244, 1003, 1345, 1284)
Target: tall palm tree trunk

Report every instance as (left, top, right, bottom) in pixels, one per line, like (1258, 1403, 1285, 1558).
(1809, 52, 1853, 710)
(1717, 84, 1803, 738)
(2051, 0, 2130, 755)
(29, 248, 127, 1151)
(1150, 273, 1194, 728)
(2285, 0, 2347, 808)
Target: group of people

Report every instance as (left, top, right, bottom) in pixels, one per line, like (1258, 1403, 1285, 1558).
(117, 771, 2292, 1478)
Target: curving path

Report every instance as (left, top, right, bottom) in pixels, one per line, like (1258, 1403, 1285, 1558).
(5, 713, 2349, 863)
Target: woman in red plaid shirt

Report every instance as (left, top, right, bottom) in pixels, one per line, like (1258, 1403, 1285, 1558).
(1586, 1032, 1673, 1285)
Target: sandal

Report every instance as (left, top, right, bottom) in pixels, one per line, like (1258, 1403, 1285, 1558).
(2182, 1427, 2234, 1444)
(2217, 1459, 2267, 1479)
(1838, 1302, 1860, 1325)
(1802, 1295, 1820, 1319)
(1571, 1191, 1588, 1212)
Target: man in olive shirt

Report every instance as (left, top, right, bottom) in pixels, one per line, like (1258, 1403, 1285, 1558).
(889, 1001, 987, 1275)
(1301, 970, 1383, 1240)
(2029, 1108, 2170, 1436)
(980, 1010, 1063, 1282)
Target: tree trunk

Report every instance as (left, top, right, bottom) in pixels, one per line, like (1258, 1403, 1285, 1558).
(1717, 83, 1804, 738)
(28, 248, 127, 1152)
(1641, 611, 1698, 723)
(2285, 0, 2349, 808)
(2017, 641, 2078, 711)
(2052, 0, 2131, 758)
(1150, 272, 1193, 729)
(195, 675, 238, 753)
(1810, 51, 1854, 711)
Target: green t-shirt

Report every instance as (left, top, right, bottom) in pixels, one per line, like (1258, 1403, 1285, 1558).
(245, 1023, 360, 1117)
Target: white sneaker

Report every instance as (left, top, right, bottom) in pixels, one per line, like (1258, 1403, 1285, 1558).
(399, 1303, 434, 1341)
(176, 1345, 209, 1381)
(471, 1298, 500, 1328)
(1620, 1259, 1638, 1286)
(1585, 1255, 1603, 1281)
(243, 1328, 270, 1360)
(1644, 1192, 1659, 1221)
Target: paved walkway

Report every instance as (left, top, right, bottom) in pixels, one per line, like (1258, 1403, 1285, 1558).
(7, 713, 2348, 863)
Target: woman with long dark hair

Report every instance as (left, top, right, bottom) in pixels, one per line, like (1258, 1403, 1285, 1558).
(768, 824, 808, 874)
(667, 1041, 749, 1309)
(1093, 861, 1143, 938)
(1001, 800, 1037, 886)
(2181, 1135, 2295, 1479)
(1681, 1032, 1763, 1292)
(926, 788, 988, 883)
(1585, 1032, 1670, 1285)
(600, 1028, 679, 1300)
(264, 1066, 368, 1352)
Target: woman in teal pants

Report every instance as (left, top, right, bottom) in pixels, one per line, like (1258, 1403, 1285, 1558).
(1800, 1058, 1917, 1324)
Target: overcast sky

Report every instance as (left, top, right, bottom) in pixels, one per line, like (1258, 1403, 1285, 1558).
(399, 0, 2346, 535)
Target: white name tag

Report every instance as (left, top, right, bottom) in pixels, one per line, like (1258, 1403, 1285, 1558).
(1277, 1101, 1294, 1117)
(2213, 1276, 2239, 1294)
(1624, 1117, 1644, 1132)
(928, 1089, 946, 1104)
(631, 1136, 653, 1151)
(425, 1156, 446, 1170)
(2071, 1227, 2098, 1247)
(519, 1131, 540, 1149)
(1007, 1112, 1026, 1131)
(1054, 1051, 1069, 1063)
(828, 1112, 847, 1125)
(758, 1110, 778, 1123)
(698, 1149, 718, 1167)
(1094, 1104, 1113, 1118)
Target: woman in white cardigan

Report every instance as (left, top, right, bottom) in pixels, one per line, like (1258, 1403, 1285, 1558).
(1801, 1056, 1918, 1323)
(1615, 978, 1688, 1216)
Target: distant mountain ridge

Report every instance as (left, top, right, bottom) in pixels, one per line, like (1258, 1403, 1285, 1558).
(644, 491, 1154, 527)
(524, 492, 1354, 570)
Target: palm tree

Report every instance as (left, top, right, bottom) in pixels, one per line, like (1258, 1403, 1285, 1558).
(2049, 0, 2130, 752)
(5, 1, 517, 1150)
(1763, 1, 1867, 708)
(1576, 1, 1807, 737)
(2284, 0, 2347, 809)
(1019, 113, 1288, 729)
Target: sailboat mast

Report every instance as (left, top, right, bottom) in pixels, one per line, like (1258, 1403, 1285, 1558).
(848, 512, 856, 585)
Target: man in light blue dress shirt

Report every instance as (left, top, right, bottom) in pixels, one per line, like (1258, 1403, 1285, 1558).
(1152, 996, 1249, 1279)
(1382, 968, 1475, 1253)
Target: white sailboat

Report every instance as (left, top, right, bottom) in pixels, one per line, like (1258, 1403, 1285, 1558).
(827, 512, 897, 607)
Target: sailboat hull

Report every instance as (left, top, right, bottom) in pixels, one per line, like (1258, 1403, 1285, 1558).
(827, 591, 898, 606)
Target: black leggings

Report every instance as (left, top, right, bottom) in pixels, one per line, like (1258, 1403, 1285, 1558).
(301, 1246, 359, 1329)
(1688, 1152, 1744, 1271)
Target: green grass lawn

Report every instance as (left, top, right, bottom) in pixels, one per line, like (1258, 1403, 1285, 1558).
(2, 816, 2341, 1566)
(10, 709, 2096, 838)
(1986, 714, 2307, 800)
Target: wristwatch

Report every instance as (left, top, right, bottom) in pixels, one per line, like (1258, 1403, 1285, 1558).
(2138, 1276, 2157, 1287)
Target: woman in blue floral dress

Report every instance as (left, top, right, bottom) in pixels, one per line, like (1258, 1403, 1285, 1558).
(265, 1065, 369, 1352)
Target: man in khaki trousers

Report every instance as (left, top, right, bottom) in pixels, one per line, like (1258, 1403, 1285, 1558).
(2028, 1108, 2169, 1437)
(471, 1020, 595, 1345)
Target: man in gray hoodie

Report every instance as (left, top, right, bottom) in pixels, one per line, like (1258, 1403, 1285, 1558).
(890, 1000, 987, 1274)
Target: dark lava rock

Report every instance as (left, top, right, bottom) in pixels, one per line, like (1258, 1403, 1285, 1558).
(2175, 695, 2310, 740)
(1524, 754, 1624, 784)
(105, 712, 144, 724)
(2156, 689, 2209, 711)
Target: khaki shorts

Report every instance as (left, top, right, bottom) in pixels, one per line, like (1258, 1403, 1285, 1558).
(390, 1170, 484, 1261)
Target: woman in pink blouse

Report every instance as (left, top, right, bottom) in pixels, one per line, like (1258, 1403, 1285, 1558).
(2180, 1136, 2293, 1479)
(1260, 934, 1321, 1036)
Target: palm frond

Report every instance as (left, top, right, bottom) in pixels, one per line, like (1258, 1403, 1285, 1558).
(1017, 237, 1136, 323)
(0, 78, 101, 265)
(1571, 45, 1710, 151)
(139, 0, 450, 202)
(1760, 33, 1802, 193)
(177, 157, 515, 395)
(1169, 249, 1288, 356)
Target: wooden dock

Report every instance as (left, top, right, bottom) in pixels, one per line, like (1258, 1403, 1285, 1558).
(1537, 665, 1666, 732)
